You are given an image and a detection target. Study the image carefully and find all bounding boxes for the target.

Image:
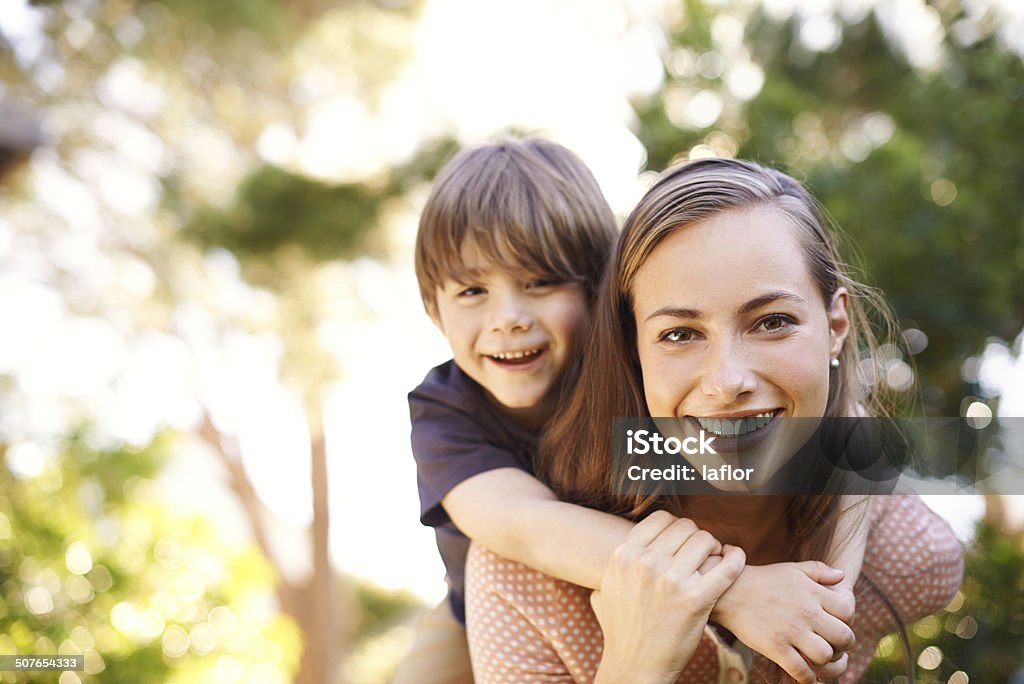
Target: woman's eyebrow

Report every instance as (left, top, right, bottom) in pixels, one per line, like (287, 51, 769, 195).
(645, 291, 806, 322)
(645, 306, 703, 322)
(736, 290, 806, 314)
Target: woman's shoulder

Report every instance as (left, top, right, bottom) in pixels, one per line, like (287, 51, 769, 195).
(861, 495, 964, 622)
(869, 495, 964, 568)
(467, 544, 592, 610)
(465, 545, 606, 682)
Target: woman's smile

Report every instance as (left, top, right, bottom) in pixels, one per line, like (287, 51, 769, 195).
(692, 410, 781, 438)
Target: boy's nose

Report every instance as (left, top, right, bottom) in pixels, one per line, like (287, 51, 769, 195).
(699, 340, 756, 402)
(489, 294, 533, 333)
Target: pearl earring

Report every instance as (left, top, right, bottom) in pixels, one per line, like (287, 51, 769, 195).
(830, 358, 840, 369)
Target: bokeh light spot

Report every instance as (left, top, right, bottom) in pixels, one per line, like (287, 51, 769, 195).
(964, 401, 992, 429)
(954, 615, 979, 639)
(931, 178, 957, 206)
(918, 645, 943, 670)
(111, 602, 139, 634)
(162, 625, 190, 658)
(25, 586, 55, 615)
(66, 541, 94, 575)
(189, 623, 218, 655)
(66, 575, 94, 604)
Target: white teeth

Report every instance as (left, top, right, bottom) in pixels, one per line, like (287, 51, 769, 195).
(491, 349, 541, 360)
(696, 411, 778, 437)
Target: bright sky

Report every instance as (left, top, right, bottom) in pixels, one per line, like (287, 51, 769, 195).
(325, 0, 670, 602)
(2, 0, 1023, 607)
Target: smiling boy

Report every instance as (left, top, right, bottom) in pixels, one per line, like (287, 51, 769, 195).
(394, 138, 619, 683)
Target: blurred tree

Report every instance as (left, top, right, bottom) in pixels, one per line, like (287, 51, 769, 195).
(633, 0, 1024, 419)
(1, 0, 439, 681)
(0, 432, 302, 683)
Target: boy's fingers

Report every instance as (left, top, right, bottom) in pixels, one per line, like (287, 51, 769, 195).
(796, 560, 844, 585)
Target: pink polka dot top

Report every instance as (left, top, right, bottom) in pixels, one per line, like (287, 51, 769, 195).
(466, 495, 964, 683)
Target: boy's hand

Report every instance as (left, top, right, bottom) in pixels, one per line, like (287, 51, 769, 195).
(592, 511, 745, 684)
(711, 562, 856, 684)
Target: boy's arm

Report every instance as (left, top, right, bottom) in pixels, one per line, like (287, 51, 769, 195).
(409, 367, 630, 588)
(443, 467, 632, 589)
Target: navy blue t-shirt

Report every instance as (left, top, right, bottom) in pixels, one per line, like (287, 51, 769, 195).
(409, 360, 538, 623)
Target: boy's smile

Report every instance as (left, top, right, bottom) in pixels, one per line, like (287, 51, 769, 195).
(487, 348, 544, 365)
(431, 244, 588, 428)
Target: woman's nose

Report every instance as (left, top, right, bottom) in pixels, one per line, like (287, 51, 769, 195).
(489, 292, 533, 333)
(699, 340, 756, 402)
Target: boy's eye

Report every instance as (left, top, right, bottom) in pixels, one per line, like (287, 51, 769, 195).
(527, 277, 563, 289)
(659, 328, 697, 344)
(756, 314, 795, 333)
(456, 286, 485, 297)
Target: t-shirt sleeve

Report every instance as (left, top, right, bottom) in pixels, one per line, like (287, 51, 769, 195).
(410, 388, 528, 528)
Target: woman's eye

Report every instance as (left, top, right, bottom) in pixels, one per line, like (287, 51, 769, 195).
(757, 314, 794, 333)
(660, 328, 695, 344)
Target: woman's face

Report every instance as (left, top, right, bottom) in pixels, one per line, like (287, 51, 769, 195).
(632, 205, 849, 434)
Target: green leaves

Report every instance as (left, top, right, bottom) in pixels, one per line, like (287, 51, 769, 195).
(637, 2, 1024, 415)
(183, 164, 383, 264)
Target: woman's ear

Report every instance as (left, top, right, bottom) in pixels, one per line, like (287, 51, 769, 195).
(828, 287, 850, 358)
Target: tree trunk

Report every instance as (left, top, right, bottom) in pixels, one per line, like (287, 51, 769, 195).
(293, 430, 335, 684)
(198, 413, 340, 683)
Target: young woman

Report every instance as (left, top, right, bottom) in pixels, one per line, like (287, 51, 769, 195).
(465, 158, 963, 683)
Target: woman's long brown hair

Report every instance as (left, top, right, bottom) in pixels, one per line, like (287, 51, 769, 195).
(537, 157, 905, 561)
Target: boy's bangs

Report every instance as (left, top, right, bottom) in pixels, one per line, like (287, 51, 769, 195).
(468, 222, 583, 283)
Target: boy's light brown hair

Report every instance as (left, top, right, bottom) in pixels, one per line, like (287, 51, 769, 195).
(415, 138, 617, 315)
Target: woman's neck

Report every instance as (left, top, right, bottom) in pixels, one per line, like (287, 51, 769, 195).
(678, 496, 792, 565)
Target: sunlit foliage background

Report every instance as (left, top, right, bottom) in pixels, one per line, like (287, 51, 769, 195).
(1, 0, 1022, 682)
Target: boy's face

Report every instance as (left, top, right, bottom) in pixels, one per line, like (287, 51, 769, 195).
(431, 243, 588, 428)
